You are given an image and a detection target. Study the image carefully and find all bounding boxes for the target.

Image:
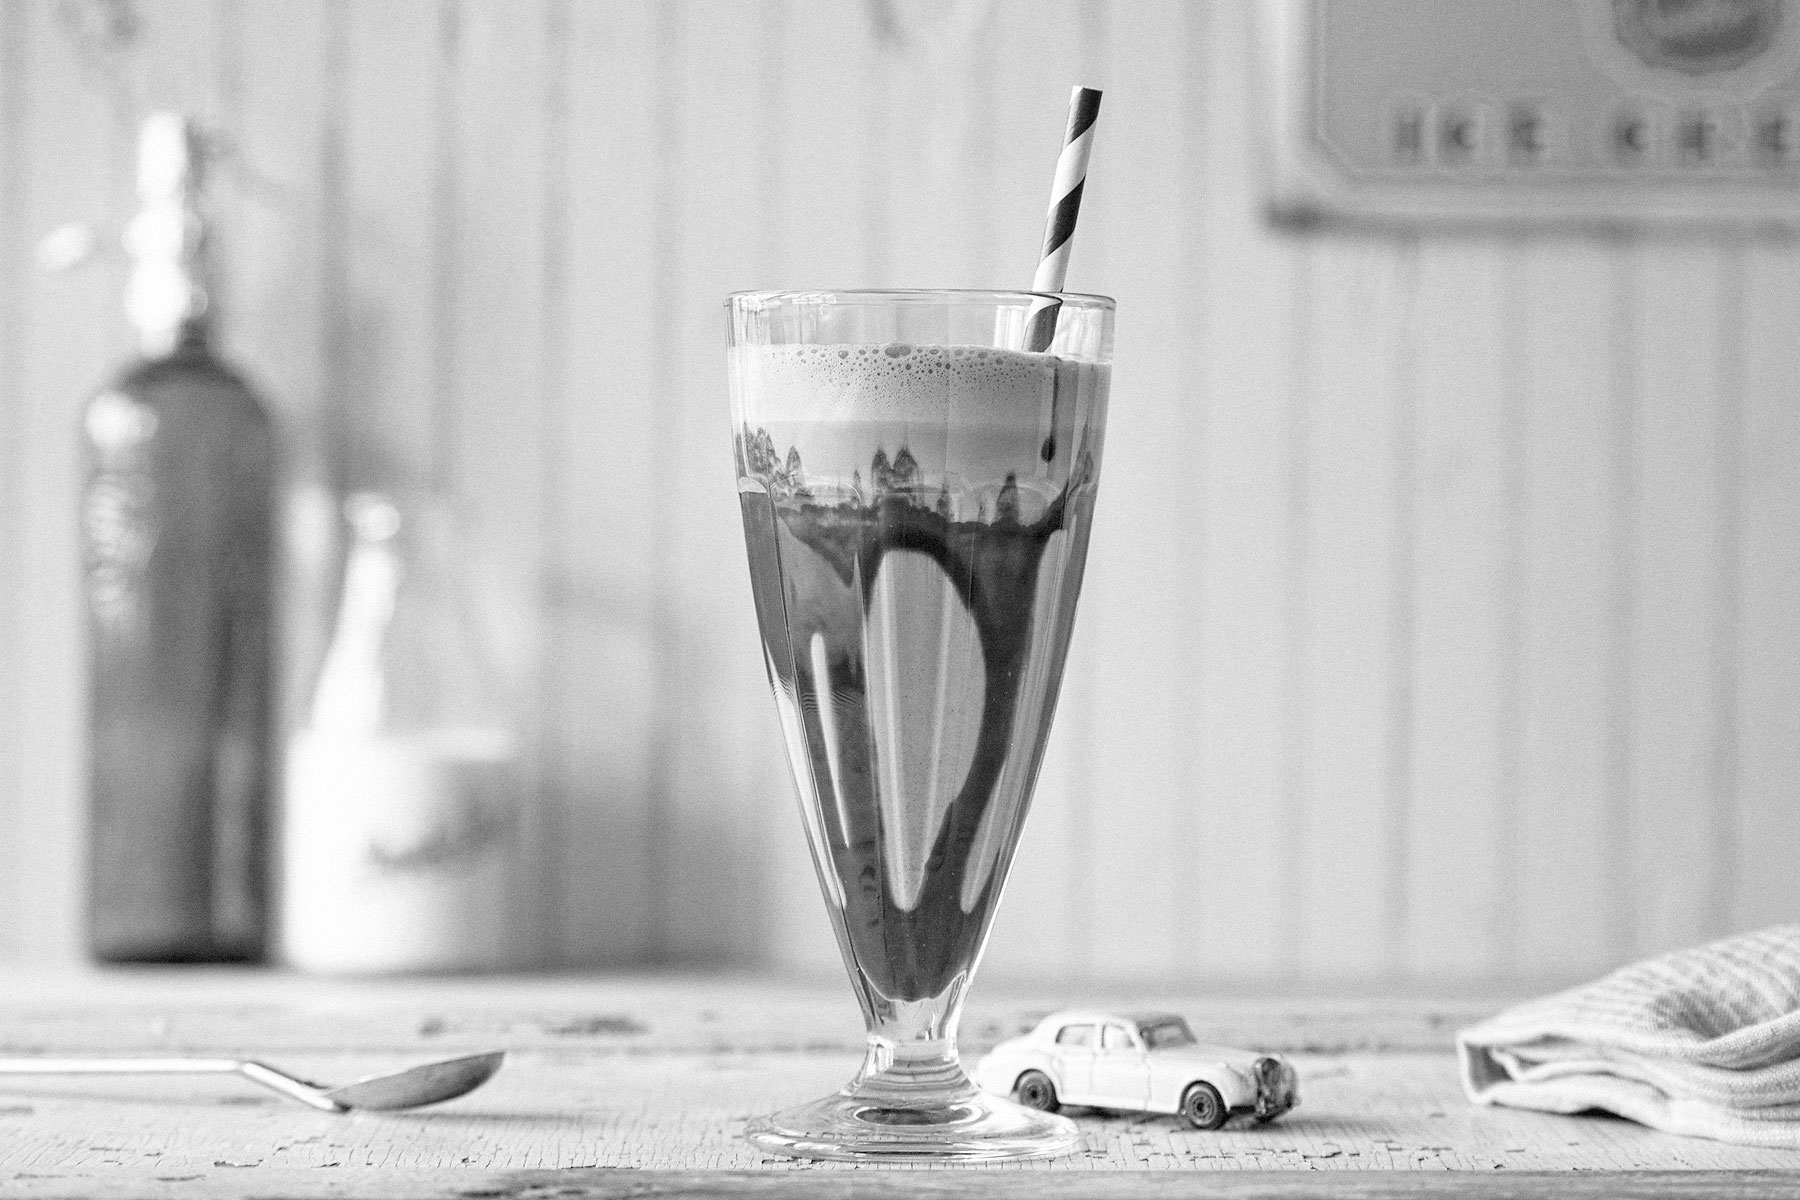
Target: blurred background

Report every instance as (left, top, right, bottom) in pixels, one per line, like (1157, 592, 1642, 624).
(1, 0, 1797, 989)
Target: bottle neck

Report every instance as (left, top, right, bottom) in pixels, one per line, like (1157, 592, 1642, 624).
(126, 246, 212, 360)
(124, 129, 213, 360)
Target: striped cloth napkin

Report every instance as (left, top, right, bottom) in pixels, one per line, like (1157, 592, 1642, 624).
(1459, 925, 1800, 1148)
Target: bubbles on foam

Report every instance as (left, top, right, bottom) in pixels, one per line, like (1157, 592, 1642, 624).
(740, 342, 1066, 426)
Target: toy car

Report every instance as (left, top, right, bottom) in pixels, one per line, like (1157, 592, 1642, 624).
(974, 1010, 1298, 1130)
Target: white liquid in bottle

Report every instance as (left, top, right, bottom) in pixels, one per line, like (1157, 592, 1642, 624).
(280, 495, 521, 973)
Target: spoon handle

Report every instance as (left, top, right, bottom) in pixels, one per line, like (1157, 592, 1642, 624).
(0, 1057, 344, 1112)
(0, 1057, 242, 1074)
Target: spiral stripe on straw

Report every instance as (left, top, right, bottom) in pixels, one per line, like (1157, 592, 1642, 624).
(1025, 86, 1102, 354)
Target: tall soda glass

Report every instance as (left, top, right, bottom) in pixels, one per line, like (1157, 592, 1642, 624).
(728, 290, 1112, 1161)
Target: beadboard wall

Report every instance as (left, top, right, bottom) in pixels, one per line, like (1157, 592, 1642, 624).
(1, 0, 1796, 987)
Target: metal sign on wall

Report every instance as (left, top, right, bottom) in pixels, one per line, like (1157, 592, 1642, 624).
(1261, 0, 1800, 228)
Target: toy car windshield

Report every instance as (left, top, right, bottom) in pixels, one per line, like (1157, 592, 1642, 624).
(1141, 1019, 1197, 1049)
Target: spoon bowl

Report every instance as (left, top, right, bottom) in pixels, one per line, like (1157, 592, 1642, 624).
(324, 1050, 507, 1111)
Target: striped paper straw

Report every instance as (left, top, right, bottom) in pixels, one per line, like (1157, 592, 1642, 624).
(1023, 86, 1102, 354)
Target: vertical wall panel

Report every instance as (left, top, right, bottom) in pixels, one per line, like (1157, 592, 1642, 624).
(769, 0, 876, 293)
(0, 0, 24, 960)
(1628, 244, 1733, 958)
(444, 0, 550, 964)
(13, 3, 123, 963)
(1711, 244, 1745, 944)
(867, 0, 996, 289)
(220, 0, 329, 419)
(449, 0, 552, 556)
(1295, 241, 1412, 981)
(1734, 242, 1800, 933)
(338, 2, 441, 489)
(1514, 239, 1627, 982)
(445, 0, 555, 964)
(546, 0, 662, 966)
(1184, 0, 1300, 980)
(1404, 241, 1512, 979)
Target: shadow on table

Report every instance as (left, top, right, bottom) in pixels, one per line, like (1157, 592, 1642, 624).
(1068, 1109, 1386, 1139)
(383, 1108, 618, 1124)
(0, 1085, 287, 1109)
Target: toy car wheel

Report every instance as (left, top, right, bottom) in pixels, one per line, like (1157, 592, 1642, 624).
(1180, 1082, 1227, 1130)
(1014, 1070, 1059, 1112)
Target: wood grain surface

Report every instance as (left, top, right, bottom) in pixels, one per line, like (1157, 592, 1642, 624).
(0, 971, 1796, 1197)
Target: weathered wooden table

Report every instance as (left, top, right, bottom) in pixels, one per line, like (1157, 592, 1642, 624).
(1, 969, 1797, 1197)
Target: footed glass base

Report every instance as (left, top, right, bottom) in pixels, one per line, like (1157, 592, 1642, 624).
(744, 1069, 1080, 1163)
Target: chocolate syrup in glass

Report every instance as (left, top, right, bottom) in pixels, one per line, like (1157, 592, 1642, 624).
(735, 345, 1104, 1002)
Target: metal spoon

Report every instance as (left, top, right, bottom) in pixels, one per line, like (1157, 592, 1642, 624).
(0, 1049, 505, 1112)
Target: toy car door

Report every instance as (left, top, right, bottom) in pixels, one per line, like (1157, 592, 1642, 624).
(1090, 1022, 1151, 1110)
(1051, 1022, 1098, 1101)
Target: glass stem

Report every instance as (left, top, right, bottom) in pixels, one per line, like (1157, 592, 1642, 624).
(852, 987, 979, 1099)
